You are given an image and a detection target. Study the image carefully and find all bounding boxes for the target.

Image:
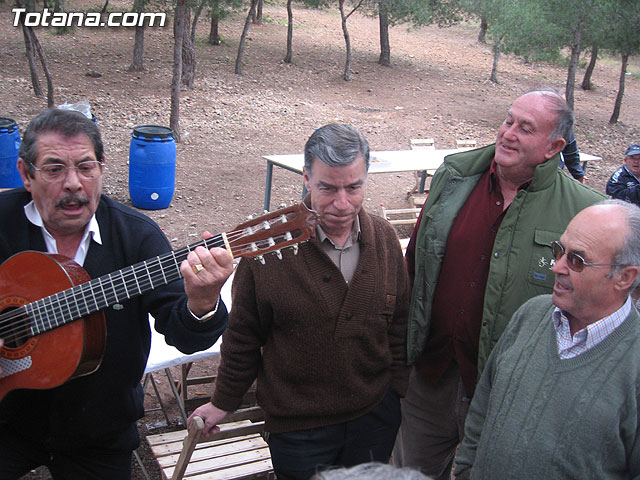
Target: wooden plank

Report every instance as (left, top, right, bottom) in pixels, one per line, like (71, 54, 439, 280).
(157, 435, 267, 468)
(178, 459, 273, 480)
(165, 447, 272, 478)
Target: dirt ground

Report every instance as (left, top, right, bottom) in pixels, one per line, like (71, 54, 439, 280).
(1, 0, 639, 478)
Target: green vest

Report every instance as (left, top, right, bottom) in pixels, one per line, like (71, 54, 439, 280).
(407, 144, 607, 376)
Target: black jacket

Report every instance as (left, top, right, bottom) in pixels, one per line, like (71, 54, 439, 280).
(0, 189, 227, 452)
(606, 165, 640, 207)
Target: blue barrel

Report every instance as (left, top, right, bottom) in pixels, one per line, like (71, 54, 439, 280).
(128, 125, 176, 210)
(0, 117, 23, 188)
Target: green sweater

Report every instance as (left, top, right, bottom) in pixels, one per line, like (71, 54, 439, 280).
(456, 295, 640, 480)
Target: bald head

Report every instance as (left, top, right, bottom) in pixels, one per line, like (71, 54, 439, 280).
(552, 199, 640, 327)
(520, 88, 574, 143)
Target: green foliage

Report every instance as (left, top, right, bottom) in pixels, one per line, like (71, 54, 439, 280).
(361, 0, 465, 28)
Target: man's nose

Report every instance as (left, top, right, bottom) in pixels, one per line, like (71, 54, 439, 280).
(62, 167, 83, 189)
(333, 189, 349, 209)
(551, 254, 568, 275)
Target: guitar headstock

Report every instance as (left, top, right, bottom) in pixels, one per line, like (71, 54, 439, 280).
(226, 203, 320, 261)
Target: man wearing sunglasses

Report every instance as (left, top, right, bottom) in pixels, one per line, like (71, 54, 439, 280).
(395, 88, 606, 480)
(0, 108, 233, 479)
(455, 199, 640, 479)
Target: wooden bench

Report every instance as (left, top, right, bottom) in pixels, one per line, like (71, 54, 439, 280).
(146, 406, 274, 480)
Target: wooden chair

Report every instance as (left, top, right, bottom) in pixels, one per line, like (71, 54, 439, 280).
(410, 138, 435, 150)
(456, 139, 477, 148)
(146, 406, 274, 480)
(380, 205, 422, 227)
(409, 138, 435, 195)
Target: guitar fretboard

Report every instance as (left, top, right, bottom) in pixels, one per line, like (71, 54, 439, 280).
(23, 234, 226, 337)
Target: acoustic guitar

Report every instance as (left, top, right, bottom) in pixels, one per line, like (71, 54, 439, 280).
(0, 203, 319, 400)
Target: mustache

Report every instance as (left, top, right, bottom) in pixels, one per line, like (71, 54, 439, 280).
(56, 194, 90, 208)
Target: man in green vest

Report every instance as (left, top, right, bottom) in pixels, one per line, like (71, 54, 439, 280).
(394, 88, 606, 480)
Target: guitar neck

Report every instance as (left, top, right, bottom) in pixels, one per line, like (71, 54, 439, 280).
(27, 234, 226, 337)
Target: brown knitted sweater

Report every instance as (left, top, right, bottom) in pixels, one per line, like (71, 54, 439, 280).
(211, 206, 410, 433)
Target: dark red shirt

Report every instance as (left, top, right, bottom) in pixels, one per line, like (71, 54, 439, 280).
(410, 162, 511, 397)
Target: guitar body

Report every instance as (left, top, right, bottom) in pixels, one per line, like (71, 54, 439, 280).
(0, 251, 106, 400)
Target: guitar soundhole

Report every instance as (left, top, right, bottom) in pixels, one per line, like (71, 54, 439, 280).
(0, 305, 31, 348)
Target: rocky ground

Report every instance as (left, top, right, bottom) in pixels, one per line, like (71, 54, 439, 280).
(0, 0, 638, 478)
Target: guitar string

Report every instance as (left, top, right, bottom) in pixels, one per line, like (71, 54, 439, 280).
(0, 209, 305, 337)
(0, 234, 302, 341)
(0, 216, 306, 341)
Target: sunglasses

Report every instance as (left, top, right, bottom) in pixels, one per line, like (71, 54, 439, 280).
(549, 241, 624, 273)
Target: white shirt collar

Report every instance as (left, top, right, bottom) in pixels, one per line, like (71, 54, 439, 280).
(24, 200, 102, 266)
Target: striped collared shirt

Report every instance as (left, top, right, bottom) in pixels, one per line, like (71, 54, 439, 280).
(553, 297, 632, 359)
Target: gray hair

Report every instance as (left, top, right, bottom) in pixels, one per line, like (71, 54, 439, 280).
(19, 108, 104, 178)
(600, 199, 640, 290)
(311, 462, 432, 480)
(524, 87, 574, 143)
(303, 123, 370, 177)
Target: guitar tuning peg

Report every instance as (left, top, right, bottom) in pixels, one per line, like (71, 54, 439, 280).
(275, 249, 282, 260)
(292, 244, 299, 255)
(256, 255, 265, 265)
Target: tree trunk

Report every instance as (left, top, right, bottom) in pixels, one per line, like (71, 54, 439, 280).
(478, 15, 488, 43)
(284, 0, 293, 63)
(29, 26, 54, 107)
(339, 0, 352, 81)
(191, 0, 206, 44)
(490, 38, 501, 84)
(235, 0, 258, 75)
(21, 24, 43, 97)
(128, 0, 145, 72)
(564, 25, 582, 110)
(209, 11, 221, 45)
(181, 7, 196, 88)
(256, 0, 263, 24)
(609, 52, 628, 124)
(170, 0, 186, 142)
(378, 0, 390, 66)
(581, 44, 598, 91)
(251, 0, 263, 24)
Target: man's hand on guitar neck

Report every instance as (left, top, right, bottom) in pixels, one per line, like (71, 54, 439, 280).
(180, 231, 234, 318)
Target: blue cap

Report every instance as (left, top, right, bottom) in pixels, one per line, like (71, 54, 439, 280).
(626, 144, 640, 156)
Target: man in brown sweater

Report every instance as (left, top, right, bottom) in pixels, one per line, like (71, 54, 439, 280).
(190, 123, 410, 479)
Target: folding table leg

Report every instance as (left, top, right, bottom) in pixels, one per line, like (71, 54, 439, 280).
(164, 367, 189, 425)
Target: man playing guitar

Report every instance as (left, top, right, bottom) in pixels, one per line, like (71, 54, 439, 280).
(0, 108, 233, 479)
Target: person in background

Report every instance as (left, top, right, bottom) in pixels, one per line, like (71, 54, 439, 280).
(455, 200, 640, 479)
(393, 88, 606, 480)
(606, 144, 640, 206)
(189, 123, 410, 480)
(0, 108, 232, 479)
(559, 130, 585, 182)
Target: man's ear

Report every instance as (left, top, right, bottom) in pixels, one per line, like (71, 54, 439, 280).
(303, 167, 311, 193)
(615, 265, 640, 293)
(16, 158, 31, 191)
(544, 138, 567, 160)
